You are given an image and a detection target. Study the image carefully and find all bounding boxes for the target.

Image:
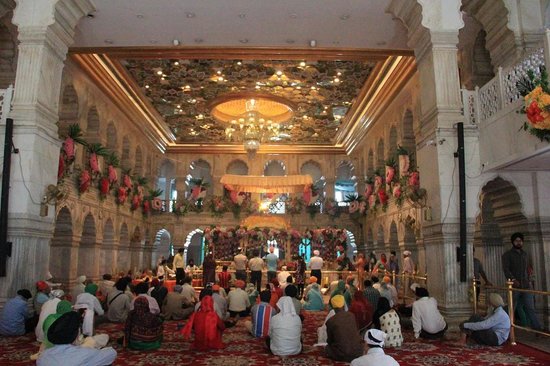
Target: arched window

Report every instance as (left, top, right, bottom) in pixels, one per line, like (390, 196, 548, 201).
(157, 159, 176, 211)
(335, 160, 356, 206)
(299, 238, 312, 263)
(187, 159, 213, 197)
(300, 160, 325, 203)
(377, 139, 385, 170)
(226, 159, 249, 175)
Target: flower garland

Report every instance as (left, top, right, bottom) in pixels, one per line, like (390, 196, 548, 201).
(517, 67, 550, 142)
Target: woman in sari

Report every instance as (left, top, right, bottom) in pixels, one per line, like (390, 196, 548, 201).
(124, 296, 163, 350)
(302, 282, 324, 311)
(181, 295, 225, 351)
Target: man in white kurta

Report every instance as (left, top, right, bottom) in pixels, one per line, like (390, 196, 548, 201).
(351, 329, 400, 366)
(411, 287, 447, 339)
(268, 296, 302, 356)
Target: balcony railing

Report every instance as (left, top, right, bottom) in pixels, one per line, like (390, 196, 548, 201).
(461, 48, 545, 125)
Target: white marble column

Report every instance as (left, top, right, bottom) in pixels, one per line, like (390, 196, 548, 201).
(0, 0, 94, 303)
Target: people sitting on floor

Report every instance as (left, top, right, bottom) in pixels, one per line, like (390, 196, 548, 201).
(74, 284, 104, 336)
(277, 266, 292, 290)
(325, 295, 364, 362)
(70, 275, 86, 304)
(459, 293, 511, 346)
(245, 290, 276, 338)
(344, 275, 358, 305)
(124, 296, 163, 350)
(373, 297, 403, 347)
(268, 278, 284, 311)
(0, 289, 33, 336)
(227, 280, 251, 318)
(284, 284, 302, 318)
(371, 276, 381, 290)
(149, 278, 168, 309)
(363, 279, 380, 313)
(303, 276, 317, 300)
(212, 285, 229, 321)
(412, 287, 447, 340)
(41, 300, 73, 350)
(36, 289, 66, 342)
(98, 274, 115, 303)
(34, 281, 51, 316)
(181, 295, 225, 351)
(329, 280, 349, 310)
(349, 290, 374, 335)
(379, 276, 398, 307)
(162, 284, 194, 321)
(316, 308, 335, 346)
(130, 282, 160, 315)
(180, 276, 199, 306)
(106, 277, 132, 323)
(268, 296, 302, 356)
(37, 311, 117, 366)
(302, 279, 324, 311)
(216, 265, 233, 295)
(351, 329, 400, 366)
(246, 282, 259, 305)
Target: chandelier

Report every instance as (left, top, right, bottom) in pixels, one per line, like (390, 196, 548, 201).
(209, 93, 295, 153)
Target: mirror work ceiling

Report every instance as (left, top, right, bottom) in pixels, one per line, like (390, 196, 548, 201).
(122, 58, 375, 144)
(70, 48, 416, 153)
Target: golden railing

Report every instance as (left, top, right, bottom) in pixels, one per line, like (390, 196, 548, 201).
(472, 279, 550, 345)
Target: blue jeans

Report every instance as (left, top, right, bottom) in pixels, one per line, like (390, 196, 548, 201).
(513, 291, 542, 330)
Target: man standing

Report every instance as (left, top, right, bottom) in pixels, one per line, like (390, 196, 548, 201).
(233, 248, 248, 282)
(173, 248, 185, 284)
(265, 246, 279, 283)
(248, 249, 265, 292)
(502, 232, 542, 331)
(402, 250, 415, 296)
(309, 250, 324, 285)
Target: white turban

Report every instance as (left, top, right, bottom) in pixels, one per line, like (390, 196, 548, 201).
(77, 275, 86, 284)
(403, 250, 411, 256)
(365, 329, 386, 347)
(313, 250, 320, 256)
(51, 289, 65, 298)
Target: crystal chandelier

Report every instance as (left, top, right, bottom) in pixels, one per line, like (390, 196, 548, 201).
(209, 93, 295, 153)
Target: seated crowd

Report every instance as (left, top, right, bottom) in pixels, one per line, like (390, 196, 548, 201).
(0, 258, 513, 366)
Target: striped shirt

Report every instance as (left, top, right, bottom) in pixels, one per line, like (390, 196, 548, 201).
(250, 302, 275, 338)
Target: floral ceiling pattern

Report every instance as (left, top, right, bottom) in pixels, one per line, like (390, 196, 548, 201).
(123, 58, 375, 144)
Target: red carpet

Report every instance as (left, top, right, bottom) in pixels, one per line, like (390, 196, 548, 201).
(0, 311, 548, 365)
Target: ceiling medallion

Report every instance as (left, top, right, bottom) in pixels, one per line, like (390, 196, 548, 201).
(208, 92, 296, 153)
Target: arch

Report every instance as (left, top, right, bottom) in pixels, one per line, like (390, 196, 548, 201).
(226, 159, 249, 175)
(187, 159, 213, 195)
(49, 207, 73, 282)
(134, 146, 143, 176)
(0, 18, 17, 89)
(367, 149, 374, 177)
(58, 84, 79, 138)
(376, 138, 385, 169)
(152, 228, 172, 266)
(78, 213, 97, 279)
(376, 224, 385, 247)
(403, 223, 416, 249)
(129, 226, 143, 275)
(344, 229, 357, 259)
(86, 106, 100, 138)
(146, 155, 153, 181)
(263, 160, 286, 176)
(335, 160, 356, 203)
(300, 160, 323, 182)
(401, 110, 416, 162)
(389, 221, 399, 250)
(121, 135, 131, 171)
(184, 229, 204, 266)
(117, 223, 130, 274)
(105, 122, 117, 151)
(388, 125, 398, 157)
(474, 176, 528, 285)
(157, 159, 176, 204)
(100, 218, 115, 275)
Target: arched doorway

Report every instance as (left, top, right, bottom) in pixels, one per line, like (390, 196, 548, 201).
(152, 228, 172, 267)
(78, 213, 97, 279)
(117, 223, 130, 274)
(49, 207, 73, 282)
(100, 218, 115, 275)
(184, 229, 204, 266)
(130, 226, 143, 274)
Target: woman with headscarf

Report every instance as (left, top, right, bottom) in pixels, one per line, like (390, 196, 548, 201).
(373, 297, 403, 347)
(302, 281, 324, 311)
(268, 296, 302, 355)
(329, 280, 349, 310)
(124, 296, 163, 350)
(349, 290, 374, 334)
(372, 253, 388, 275)
(181, 295, 225, 351)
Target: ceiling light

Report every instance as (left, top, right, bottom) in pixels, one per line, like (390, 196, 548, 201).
(299, 62, 306, 67)
(309, 39, 317, 47)
(156, 70, 163, 75)
(185, 12, 196, 18)
(174, 61, 179, 66)
(145, 85, 149, 89)
(237, 61, 242, 65)
(173, 39, 180, 46)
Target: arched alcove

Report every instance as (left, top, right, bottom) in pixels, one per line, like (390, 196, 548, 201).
(130, 226, 143, 273)
(335, 160, 356, 203)
(49, 207, 73, 282)
(187, 159, 213, 195)
(157, 159, 176, 207)
(376, 139, 385, 170)
(389, 221, 399, 252)
(226, 159, 249, 175)
(389, 126, 398, 157)
(121, 136, 131, 171)
(58, 84, 79, 138)
(100, 218, 115, 275)
(401, 110, 416, 162)
(264, 160, 286, 176)
(86, 106, 100, 142)
(152, 228, 172, 267)
(376, 224, 385, 248)
(106, 122, 117, 152)
(117, 223, 130, 274)
(134, 146, 143, 176)
(367, 149, 374, 177)
(78, 213, 98, 279)
(300, 160, 325, 199)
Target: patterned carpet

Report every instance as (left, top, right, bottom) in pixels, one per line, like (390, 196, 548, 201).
(0, 311, 548, 365)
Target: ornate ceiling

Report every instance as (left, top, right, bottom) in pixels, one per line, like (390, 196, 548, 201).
(122, 58, 375, 144)
(70, 48, 416, 154)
